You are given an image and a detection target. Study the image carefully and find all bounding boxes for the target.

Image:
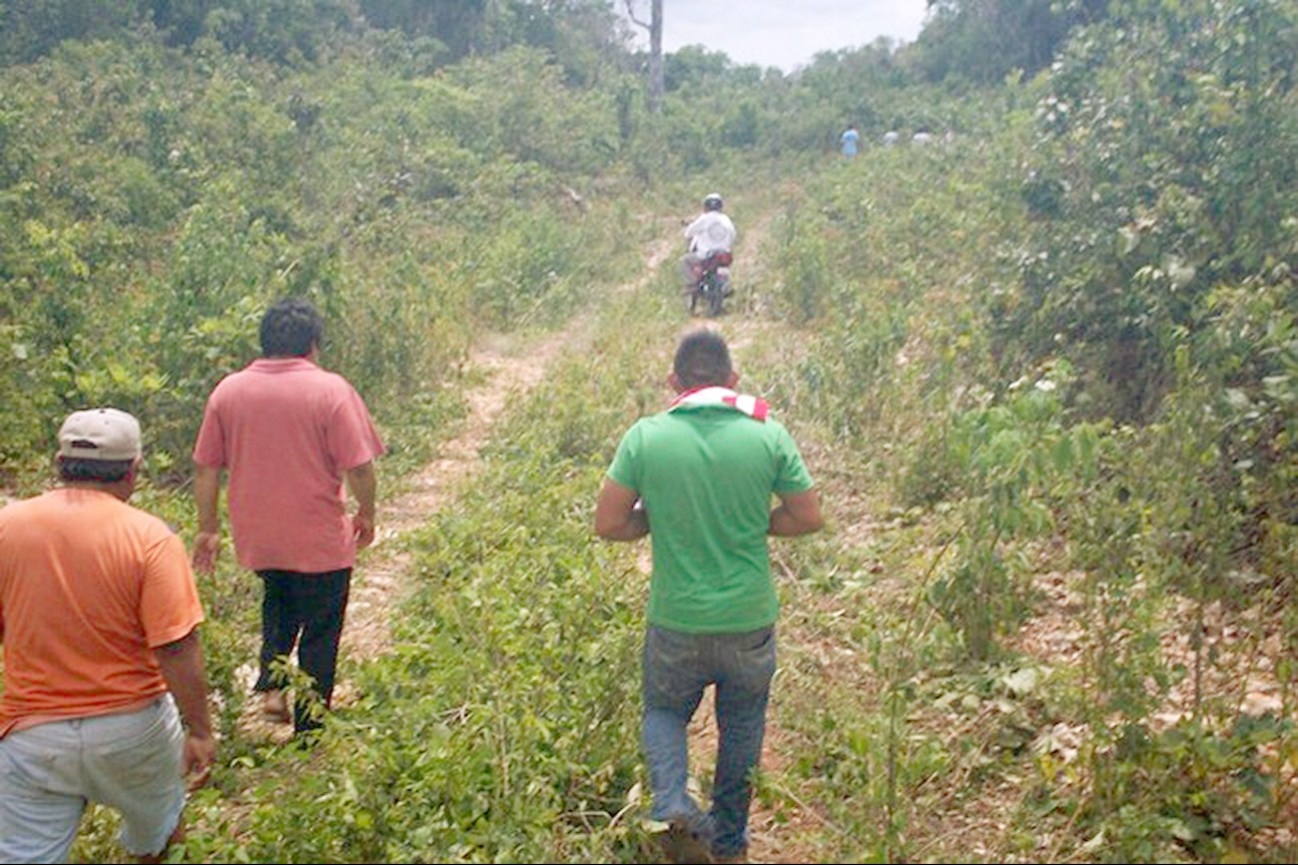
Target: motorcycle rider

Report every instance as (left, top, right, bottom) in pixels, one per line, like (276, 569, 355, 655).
(681, 193, 737, 294)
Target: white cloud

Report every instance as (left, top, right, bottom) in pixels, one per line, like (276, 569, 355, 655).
(627, 0, 930, 72)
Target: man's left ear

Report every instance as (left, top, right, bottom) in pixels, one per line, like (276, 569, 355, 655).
(727, 371, 740, 389)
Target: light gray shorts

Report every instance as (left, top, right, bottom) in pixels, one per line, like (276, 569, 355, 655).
(0, 696, 185, 863)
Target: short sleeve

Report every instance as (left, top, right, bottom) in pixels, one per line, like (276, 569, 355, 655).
(606, 424, 642, 492)
(771, 422, 814, 495)
(139, 530, 205, 649)
(326, 383, 385, 472)
(192, 389, 227, 468)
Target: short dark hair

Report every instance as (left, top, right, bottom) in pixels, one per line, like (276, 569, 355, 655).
(674, 330, 733, 389)
(260, 297, 324, 357)
(58, 456, 135, 483)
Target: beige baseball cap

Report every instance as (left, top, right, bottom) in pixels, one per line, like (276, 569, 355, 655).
(58, 408, 142, 461)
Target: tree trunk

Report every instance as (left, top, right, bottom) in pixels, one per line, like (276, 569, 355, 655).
(647, 0, 663, 112)
(625, 0, 665, 112)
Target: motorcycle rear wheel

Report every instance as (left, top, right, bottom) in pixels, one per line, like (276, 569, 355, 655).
(707, 287, 724, 317)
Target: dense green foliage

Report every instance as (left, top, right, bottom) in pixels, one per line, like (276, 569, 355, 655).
(0, 1, 628, 68)
(1002, 0, 1298, 417)
(913, 0, 1111, 84)
(756, 2, 1298, 859)
(3, 0, 1298, 862)
(0, 20, 635, 481)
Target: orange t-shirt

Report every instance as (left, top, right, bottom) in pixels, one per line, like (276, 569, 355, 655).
(0, 488, 205, 736)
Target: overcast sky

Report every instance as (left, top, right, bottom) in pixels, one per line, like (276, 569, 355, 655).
(624, 1, 931, 72)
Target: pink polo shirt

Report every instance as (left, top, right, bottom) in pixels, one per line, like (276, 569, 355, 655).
(193, 358, 384, 573)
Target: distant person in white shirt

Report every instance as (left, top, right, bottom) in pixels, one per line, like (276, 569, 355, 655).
(681, 193, 737, 286)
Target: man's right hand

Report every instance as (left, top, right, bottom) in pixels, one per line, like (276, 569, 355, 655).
(191, 531, 221, 574)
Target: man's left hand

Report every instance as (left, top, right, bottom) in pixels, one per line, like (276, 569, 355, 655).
(191, 531, 221, 574)
(353, 512, 376, 549)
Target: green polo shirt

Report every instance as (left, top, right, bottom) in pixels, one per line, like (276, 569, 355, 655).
(607, 405, 814, 634)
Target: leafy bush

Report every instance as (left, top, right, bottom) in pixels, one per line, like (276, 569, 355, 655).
(995, 0, 1298, 421)
(0, 25, 634, 480)
(928, 375, 1101, 659)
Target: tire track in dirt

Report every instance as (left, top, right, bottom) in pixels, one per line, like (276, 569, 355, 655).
(233, 233, 677, 744)
(344, 208, 833, 863)
(232, 329, 584, 742)
(338, 235, 680, 696)
(651, 208, 845, 864)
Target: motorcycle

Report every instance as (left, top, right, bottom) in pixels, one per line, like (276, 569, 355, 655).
(688, 251, 732, 317)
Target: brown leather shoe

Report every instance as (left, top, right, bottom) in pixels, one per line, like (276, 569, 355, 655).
(660, 817, 713, 864)
(261, 689, 291, 724)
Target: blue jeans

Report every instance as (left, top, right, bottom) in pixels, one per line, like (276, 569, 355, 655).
(641, 625, 776, 859)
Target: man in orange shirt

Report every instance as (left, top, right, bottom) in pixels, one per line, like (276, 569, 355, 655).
(0, 408, 213, 863)
(193, 297, 384, 736)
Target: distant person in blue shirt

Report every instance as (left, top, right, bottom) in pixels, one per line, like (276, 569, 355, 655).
(840, 125, 859, 157)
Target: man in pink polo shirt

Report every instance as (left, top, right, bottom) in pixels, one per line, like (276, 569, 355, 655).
(192, 297, 384, 736)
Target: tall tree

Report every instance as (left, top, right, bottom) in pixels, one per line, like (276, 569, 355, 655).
(0, 0, 142, 64)
(623, 0, 662, 111)
(357, 0, 489, 57)
(916, 0, 1109, 83)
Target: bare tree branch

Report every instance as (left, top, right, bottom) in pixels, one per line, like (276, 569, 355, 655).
(623, 0, 650, 30)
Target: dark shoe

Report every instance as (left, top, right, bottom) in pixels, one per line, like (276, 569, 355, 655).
(711, 852, 747, 864)
(661, 816, 713, 864)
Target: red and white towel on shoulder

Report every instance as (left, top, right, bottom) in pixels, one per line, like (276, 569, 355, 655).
(668, 387, 769, 421)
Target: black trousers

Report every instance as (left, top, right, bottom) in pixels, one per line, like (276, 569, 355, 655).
(254, 568, 351, 732)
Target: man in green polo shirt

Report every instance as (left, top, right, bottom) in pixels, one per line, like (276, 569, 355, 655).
(595, 329, 823, 863)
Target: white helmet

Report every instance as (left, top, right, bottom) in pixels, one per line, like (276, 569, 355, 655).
(703, 193, 724, 212)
